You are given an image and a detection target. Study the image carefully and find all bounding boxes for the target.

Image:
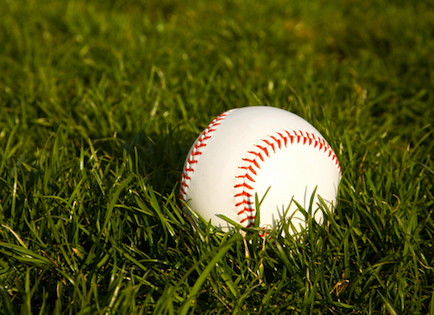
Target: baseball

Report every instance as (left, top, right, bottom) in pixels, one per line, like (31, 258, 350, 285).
(180, 106, 341, 235)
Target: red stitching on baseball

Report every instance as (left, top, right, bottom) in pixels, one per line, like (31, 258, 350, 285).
(240, 165, 257, 176)
(235, 191, 253, 198)
(238, 208, 254, 215)
(234, 182, 254, 190)
(180, 110, 233, 201)
(235, 129, 341, 228)
(248, 151, 265, 161)
(242, 158, 260, 168)
(235, 200, 254, 206)
(237, 173, 255, 182)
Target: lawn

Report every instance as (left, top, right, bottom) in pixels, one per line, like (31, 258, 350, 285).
(1, 0, 434, 314)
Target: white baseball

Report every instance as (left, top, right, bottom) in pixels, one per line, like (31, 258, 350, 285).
(180, 106, 341, 234)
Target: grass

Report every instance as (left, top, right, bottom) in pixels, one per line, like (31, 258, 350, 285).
(0, 0, 434, 313)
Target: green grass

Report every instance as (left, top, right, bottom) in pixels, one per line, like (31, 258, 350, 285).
(1, 0, 434, 314)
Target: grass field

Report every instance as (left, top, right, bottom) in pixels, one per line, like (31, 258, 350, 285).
(1, 0, 434, 314)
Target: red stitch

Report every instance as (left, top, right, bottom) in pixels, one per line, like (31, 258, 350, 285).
(234, 191, 253, 197)
(240, 215, 255, 224)
(245, 173, 255, 182)
(241, 165, 257, 175)
(277, 132, 287, 146)
(234, 183, 254, 190)
(262, 139, 276, 153)
(237, 173, 255, 182)
(270, 135, 281, 149)
(248, 151, 265, 161)
(238, 206, 255, 214)
(235, 200, 254, 207)
(256, 145, 269, 157)
(249, 165, 257, 175)
(243, 158, 260, 168)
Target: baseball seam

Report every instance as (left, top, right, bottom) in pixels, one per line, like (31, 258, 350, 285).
(180, 110, 233, 200)
(235, 130, 341, 227)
